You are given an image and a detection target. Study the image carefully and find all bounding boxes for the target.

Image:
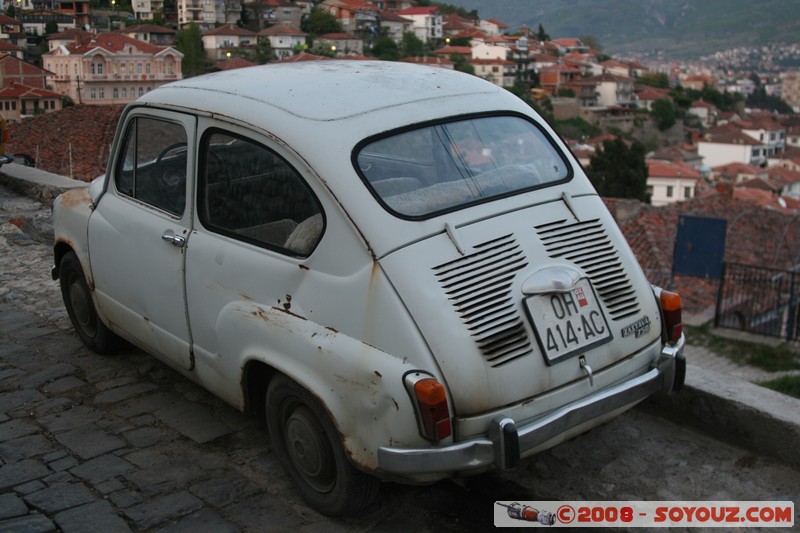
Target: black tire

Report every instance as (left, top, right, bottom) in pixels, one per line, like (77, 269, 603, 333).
(59, 252, 118, 354)
(266, 374, 379, 516)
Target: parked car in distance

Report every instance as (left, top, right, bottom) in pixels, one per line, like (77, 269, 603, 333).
(52, 61, 685, 516)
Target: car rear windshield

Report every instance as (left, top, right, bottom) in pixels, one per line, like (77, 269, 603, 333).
(355, 115, 571, 218)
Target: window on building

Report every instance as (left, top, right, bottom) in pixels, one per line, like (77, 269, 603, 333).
(139, 87, 144, 97)
(99, 88, 105, 99)
(97, 63, 104, 75)
(684, 187, 692, 199)
(666, 185, 674, 198)
(145, 64, 151, 74)
(137, 63, 142, 74)
(90, 88, 96, 99)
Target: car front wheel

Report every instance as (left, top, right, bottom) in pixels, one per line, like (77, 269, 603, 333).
(59, 252, 117, 354)
(265, 374, 379, 516)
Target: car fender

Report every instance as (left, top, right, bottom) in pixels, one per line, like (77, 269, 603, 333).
(214, 299, 448, 473)
(52, 186, 94, 286)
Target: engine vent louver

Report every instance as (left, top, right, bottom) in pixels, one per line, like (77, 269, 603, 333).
(535, 219, 640, 321)
(434, 234, 532, 367)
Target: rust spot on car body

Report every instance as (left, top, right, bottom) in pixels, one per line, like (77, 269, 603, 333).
(282, 294, 292, 311)
(298, 264, 310, 271)
(272, 306, 307, 321)
(374, 370, 382, 379)
(57, 187, 91, 210)
(325, 326, 338, 333)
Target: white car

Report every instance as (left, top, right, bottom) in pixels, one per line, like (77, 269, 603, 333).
(52, 61, 685, 516)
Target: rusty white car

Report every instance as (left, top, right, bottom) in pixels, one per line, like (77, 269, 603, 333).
(52, 61, 685, 515)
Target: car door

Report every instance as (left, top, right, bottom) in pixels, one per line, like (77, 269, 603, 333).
(183, 121, 324, 382)
(88, 109, 196, 370)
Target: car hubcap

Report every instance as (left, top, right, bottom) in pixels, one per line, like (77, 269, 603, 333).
(284, 404, 335, 493)
(69, 277, 97, 337)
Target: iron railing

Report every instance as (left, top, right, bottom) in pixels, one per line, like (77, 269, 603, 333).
(715, 262, 799, 341)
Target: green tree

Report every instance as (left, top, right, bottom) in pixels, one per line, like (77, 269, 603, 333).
(254, 37, 275, 64)
(302, 8, 343, 36)
(638, 72, 670, 88)
(450, 53, 474, 75)
(176, 24, 208, 78)
(400, 32, 425, 57)
(746, 87, 794, 114)
(580, 35, 603, 51)
(651, 98, 676, 130)
(588, 138, 650, 202)
(370, 35, 400, 61)
(536, 23, 549, 42)
(44, 20, 59, 35)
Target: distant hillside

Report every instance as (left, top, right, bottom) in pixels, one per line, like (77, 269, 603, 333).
(445, 0, 800, 58)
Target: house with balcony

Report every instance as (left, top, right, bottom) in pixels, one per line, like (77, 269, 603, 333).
(260, 0, 304, 29)
(119, 24, 176, 46)
(177, 0, 216, 30)
(56, 0, 89, 28)
(646, 160, 701, 206)
(318, 0, 380, 41)
(395, 5, 441, 43)
(377, 10, 412, 43)
(468, 57, 515, 88)
(584, 72, 635, 107)
(131, 0, 164, 21)
(43, 32, 182, 105)
(698, 125, 771, 168)
(316, 32, 363, 56)
(258, 24, 306, 59)
(20, 10, 75, 39)
(201, 24, 256, 61)
(687, 99, 719, 129)
(0, 81, 62, 122)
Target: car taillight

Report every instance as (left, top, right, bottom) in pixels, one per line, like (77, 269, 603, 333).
(659, 289, 683, 344)
(404, 372, 452, 442)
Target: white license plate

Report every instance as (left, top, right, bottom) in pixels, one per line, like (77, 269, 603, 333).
(524, 278, 612, 365)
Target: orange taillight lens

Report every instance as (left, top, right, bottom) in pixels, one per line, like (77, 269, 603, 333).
(412, 378, 452, 441)
(660, 289, 683, 343)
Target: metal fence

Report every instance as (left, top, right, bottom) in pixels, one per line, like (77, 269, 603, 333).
(715, 262, 800, 341)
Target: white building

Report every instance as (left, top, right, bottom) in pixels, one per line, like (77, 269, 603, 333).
(646, 160, 701, 206)
(395, 5, 442, 43)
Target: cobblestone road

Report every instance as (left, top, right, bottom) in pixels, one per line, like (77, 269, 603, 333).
(2, 185, 799, 531)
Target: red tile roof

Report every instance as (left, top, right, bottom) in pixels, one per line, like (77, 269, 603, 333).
(6, 104, 124, 181)
(397, 6, 439, 15)
(258, 24, 306, 36)
(214, 57, 257, 70)
(0, 82, 60, 99)
(202, 24, 256, 37)
(47, 32, 169, 55)
(647, 160, 701, 180)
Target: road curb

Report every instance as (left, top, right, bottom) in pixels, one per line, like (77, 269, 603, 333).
(0, 163, 87, 204)
(644, 364, 800, 469)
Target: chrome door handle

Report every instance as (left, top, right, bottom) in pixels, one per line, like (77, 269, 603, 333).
(161, 231, 186, 248)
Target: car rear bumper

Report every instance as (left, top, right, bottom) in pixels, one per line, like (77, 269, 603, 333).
(378, 335, 685, 475)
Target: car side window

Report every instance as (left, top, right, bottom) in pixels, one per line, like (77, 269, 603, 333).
(199, 130, 323, 257)
(115, 117, 188, 216)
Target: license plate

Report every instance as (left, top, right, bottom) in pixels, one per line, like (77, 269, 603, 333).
(524, 278, 612, 365)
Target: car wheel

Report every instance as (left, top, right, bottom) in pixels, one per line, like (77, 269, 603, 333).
(266, 374, 379, 516)
(59, 252, 117, 354)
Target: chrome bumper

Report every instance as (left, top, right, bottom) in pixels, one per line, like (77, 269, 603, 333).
(378, 335, 685, 474)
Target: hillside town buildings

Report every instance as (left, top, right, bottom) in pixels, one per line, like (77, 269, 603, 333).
(0, 0, 796, 213)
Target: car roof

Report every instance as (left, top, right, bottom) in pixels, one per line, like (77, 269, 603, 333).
(138, 60, 506, 123)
